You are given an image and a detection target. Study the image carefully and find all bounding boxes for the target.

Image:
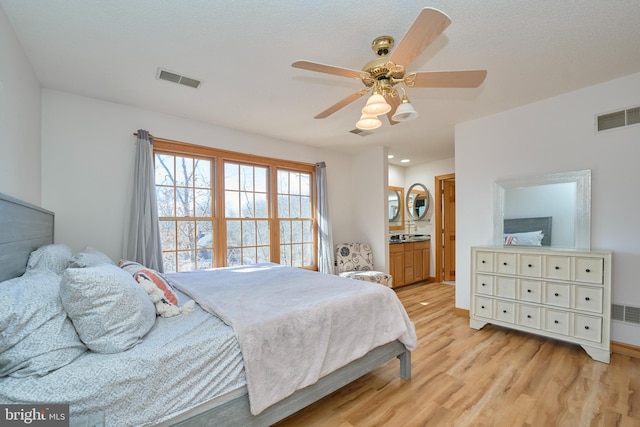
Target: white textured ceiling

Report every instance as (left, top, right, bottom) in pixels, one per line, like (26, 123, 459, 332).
(3, 0, 640, 166)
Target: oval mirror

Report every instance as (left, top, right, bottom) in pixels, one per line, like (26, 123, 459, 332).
(406, 183, 429, 220)
(388, 186, 404, 231)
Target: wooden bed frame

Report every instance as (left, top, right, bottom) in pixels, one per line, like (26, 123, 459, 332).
(0, 192, 411, 427)
(504, 216, 552, 246)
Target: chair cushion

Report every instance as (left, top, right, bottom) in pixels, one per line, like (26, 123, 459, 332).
(339, 271, 393, 287)
(335, 243, 374, 272)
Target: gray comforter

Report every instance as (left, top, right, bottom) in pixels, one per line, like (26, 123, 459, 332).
(168, 263, 417, 415)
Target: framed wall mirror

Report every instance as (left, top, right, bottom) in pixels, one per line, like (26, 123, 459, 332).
(389, 186, 404, 231)
(493, 170, 591, 250)
(406, 183, 429, 221)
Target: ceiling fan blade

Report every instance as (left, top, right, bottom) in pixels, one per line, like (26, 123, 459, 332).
(412, 70, 487, 88)
(386, 95, 401, 125)
(389, 8, 451, 69)
(314, 91, 364, 119)
(292, 60, 364, 79)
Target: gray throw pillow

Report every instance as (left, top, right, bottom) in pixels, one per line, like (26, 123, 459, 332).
(0, 270, 87, 377)
(60, 264, 156, 353)
(26, 244, 73, 275)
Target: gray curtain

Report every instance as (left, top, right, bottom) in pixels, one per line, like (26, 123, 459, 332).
(316, 162, 335, 274)
(126, 130, 164, 271)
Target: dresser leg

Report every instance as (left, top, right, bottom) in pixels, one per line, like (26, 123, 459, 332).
(581, 344, 610, 364)
(470, 318, 488, 330)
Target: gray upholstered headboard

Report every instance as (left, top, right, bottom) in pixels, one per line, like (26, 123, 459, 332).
(504, 216, 552, 246)
(0, 193, 54, 282)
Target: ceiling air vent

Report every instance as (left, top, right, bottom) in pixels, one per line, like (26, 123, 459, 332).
(350, 128, 374, 137)
(156, 68, 202, 89)
(596, 105, 640, 132)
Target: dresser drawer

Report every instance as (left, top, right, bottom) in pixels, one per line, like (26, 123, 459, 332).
(517, 304, 541, 329)
(475, 251, 494, 272)
(475, 274, 494, 295)
(544, 309, 570, 336)
(544, 255, 571, 281)
(574, 286, 603, 313)
(573, 314, 602, 343)
(495, 276, 516, 299)
(496, 253, 517, 275)
(495, 300, 515, 323)
(518, 254, 542, 277)
(574, 257, 604, 284)
(545, 282, 570, 308)
(474, 296, 493, 319)
(518, 279, 542, 303)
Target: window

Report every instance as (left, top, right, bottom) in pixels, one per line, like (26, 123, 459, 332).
(224, 162, 270, 266)
(153, 139, 317, 272)
(277, 169, 314, 267)
(155, 153, 214, 272)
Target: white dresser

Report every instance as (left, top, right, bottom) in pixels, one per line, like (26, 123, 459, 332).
(470, 246, 612, 363)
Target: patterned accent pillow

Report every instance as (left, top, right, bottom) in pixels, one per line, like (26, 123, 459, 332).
(0, 270, 87, 377)
(68, 246, 115, 268)
(26, 244, 73, 275)
(134, 268, 179, 306)
(118, 259, 146, 276)
(60, 264, 156, 353)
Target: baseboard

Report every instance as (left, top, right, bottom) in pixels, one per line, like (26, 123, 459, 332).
(611, 341, 640, 359)
(454, 307, 469, 317)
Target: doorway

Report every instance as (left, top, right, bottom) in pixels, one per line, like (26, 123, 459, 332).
(434, 173, 456, 283)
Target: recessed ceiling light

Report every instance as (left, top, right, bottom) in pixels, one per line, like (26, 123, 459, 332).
(400, 159, 410, 163)
(388, 154, 394, 159)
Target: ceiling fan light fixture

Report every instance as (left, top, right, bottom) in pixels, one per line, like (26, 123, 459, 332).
(356, 113, 382, 130)
(362, 92, 391, 116)
(392, 95, 419, 122)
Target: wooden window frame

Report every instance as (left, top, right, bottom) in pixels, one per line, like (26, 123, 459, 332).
(153, 138, 318, 270)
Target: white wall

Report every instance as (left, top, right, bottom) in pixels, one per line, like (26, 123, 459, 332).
(0, 6, 42, 205)
(41, 90, 359, 263)
(350, 146, 388, 272)
(456, 72, 640, 346)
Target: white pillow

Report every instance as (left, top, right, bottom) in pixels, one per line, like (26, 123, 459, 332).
(0, 270, 87, 377)
(504, 231, 544, 246)
(68, 246, 115, 268)
(60, 264, 156, 353)
(26, 244, 73, 275)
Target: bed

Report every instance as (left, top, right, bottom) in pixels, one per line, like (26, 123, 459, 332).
(503, 216, 552, 246)
(0, 192, 416, 427)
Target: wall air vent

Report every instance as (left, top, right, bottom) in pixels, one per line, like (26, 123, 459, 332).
(596, 105, 640, 132)
(612, 303, 640, 325)
(156, 68, 202, 89)
(350, 128, 374, 137)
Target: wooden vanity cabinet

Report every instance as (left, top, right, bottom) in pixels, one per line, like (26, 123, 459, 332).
(389, 240, 430, 288)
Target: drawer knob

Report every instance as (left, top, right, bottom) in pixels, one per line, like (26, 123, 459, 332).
(481, 305, 485, 309)
(554, 320, 559, 324)
(585, 326, 590, 330)
(482, 260, 486, 264)
(503, 262, 508, 266)
(527, 315, 532, 319)
(555, 266, 560, 270)
(585, 297, 590, 301)
(503, 310, 507, 314)
(527, 289, 532, 293)
(554, 293, 560, 297)
(528, 264, 533, 268)
(586, 269, 591, 273)
(482, 283, 486, 286)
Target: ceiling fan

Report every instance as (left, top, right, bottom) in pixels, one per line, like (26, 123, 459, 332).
(292, 7, 487, 130)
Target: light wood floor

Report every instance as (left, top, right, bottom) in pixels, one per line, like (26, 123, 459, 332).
(276, 282, 640, 427)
